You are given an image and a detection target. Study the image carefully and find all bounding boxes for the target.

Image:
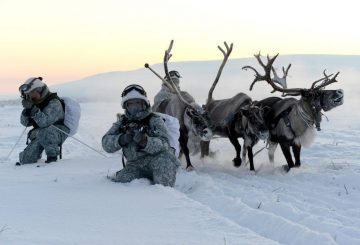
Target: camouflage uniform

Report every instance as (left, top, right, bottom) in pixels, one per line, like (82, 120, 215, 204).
(19, 94, 69, 164)
(152, 84, 174, 112)
(152, 75, 181, 112)
(102, 109, 180, 187)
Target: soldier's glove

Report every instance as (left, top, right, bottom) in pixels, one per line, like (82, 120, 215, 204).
(29, 106, 40, 117)
(21, 99, 34, 110)
(133, 128, 148, 149)
(118, 132, 134, 147)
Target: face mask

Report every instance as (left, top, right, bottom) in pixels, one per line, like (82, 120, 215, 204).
(125, 100, 146, 115)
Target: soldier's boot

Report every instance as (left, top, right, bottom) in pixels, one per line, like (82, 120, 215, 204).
(45, 155, 57, 163)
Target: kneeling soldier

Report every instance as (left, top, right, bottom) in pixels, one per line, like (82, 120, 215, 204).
(102, 84, 180, 187)
(17, 77, 69, 164)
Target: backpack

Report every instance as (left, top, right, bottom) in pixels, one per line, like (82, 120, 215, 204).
(61, 97, 81, 136)
(154, 112, 180, 157)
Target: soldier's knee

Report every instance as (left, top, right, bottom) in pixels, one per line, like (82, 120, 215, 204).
(153, 174, 176, 187)
(111, 176, 131, 183)
(112, 169, 138, 183)
(19, 149, 40, 164)
(153, 167, 177, 187)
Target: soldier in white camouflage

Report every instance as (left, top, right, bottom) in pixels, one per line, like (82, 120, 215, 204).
(102, 84, 180, 187)
(152, 70, 201, 155)
(152, 70, 181, 112)
(17, 77, 69, 165)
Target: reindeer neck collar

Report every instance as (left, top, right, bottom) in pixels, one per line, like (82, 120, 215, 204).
(296, 100, 320, 130)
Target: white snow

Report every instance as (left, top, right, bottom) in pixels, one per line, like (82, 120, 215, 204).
(1, 55, 360, 244)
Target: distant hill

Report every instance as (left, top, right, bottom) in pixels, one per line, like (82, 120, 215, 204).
(2, 55, 359, 104)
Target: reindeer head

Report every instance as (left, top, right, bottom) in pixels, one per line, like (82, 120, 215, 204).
(161, 40, 213, 141)
(302, 70, 344, 110)
(300, 88, 344, 113)
(239, 104, 269, 140)
(184, 107, 213, 141)
(299, 78, 344, 130)
(243, 54, 344, 130)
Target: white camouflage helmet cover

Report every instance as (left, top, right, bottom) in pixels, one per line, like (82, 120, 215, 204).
(20, 77, 46, 94)
(121, 85, 150, 109)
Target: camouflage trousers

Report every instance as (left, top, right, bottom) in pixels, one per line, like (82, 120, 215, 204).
(112, 151, 180, 187)
(19, 125, 69, 164)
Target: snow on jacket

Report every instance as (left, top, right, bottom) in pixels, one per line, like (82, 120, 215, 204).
(102, 113, 173, 162)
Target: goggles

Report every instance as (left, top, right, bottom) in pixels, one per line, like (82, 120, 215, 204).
(19, 77, 43, 94)
(121, 84, 147, 97)
(169, 70, 181, 78)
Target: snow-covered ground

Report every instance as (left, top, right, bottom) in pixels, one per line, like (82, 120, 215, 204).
(1, 55, 360, 244)
(1, 101, 359, 245)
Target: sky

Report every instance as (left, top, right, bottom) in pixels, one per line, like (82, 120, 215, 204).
(0, 0, 359, 95)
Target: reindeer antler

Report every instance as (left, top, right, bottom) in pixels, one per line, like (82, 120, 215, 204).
(271, 64, 291, 89)
(311, 70, 340, 90)
(271, 64, 291, 95)
(243, 53, 303, 96)
(243, 54, 341, 96)
(163, 40, 197, 109)
(207, 41, 233, 104)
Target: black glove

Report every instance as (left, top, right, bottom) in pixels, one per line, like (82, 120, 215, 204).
(118, 132, 134, 147)
(22, 99, 34, 110)
(133, 128, 148, 148)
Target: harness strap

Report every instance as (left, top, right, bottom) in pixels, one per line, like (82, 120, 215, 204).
(271, 106, 297, 137)
(59, 144, 62, 159)
(122, 154, 126, 168)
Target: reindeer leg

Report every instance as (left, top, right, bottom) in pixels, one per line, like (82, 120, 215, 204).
(268, 141, 278, 164)
(292, 144, 301, 167)
(242, 143, 247, 163)
(227, 128, 242, 167)
(200, 140, 210, 158)
(179, 130, 193, 170)
(279, 142, 295, 172)
(247, 146, 255, 171)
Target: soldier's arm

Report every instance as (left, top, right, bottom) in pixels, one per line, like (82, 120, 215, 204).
(141, 116, 170, 154)
(102, 121, 123, 153)
(31, 100, 64, 128)
(20, 109, 33, 127)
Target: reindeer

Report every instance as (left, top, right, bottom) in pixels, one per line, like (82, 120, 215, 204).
(243, 54, 344, 171)
(145, 40, 212, 170)
(201, 42, 269, 171)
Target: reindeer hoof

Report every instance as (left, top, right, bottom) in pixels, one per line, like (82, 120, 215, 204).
(233, 158, 242, 167)
(294, 163, 301, 168)
(186, 165, 195, 172)
(282, 165, 294, 172)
